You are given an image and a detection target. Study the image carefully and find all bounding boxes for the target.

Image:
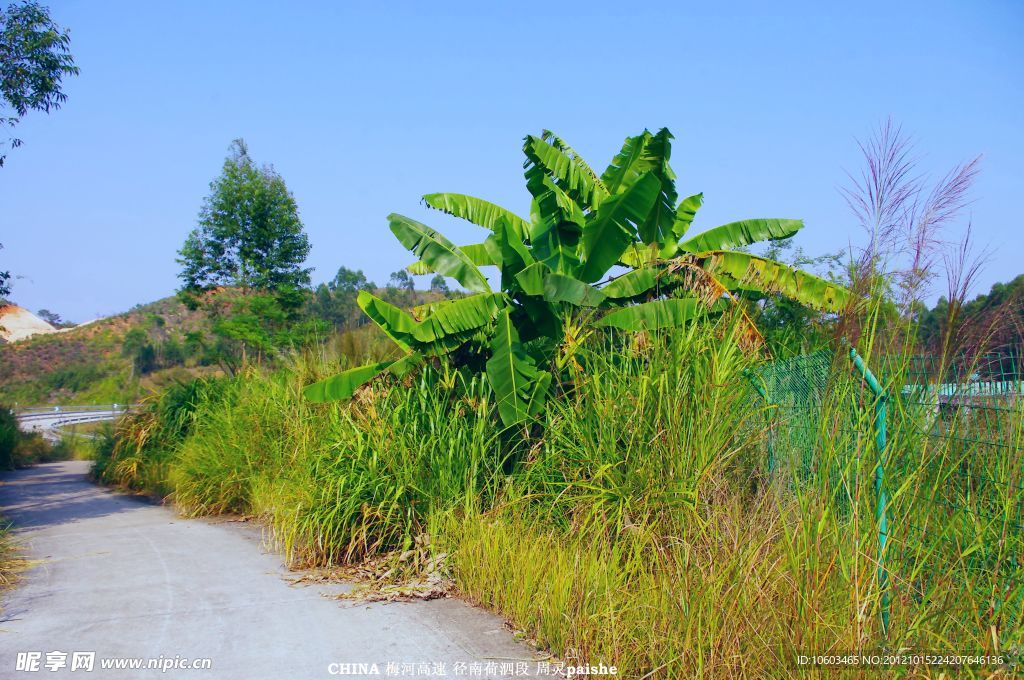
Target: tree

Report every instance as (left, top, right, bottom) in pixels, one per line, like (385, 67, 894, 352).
(307, 266, 374, 330)
(177, 139, 314, 367)
(329, 266, 372, 294)
(388, 270, 414, 292)
(429, 274, 450, 296)
(178, 139, 311, 299)
(305, 127, 850, 428)
(122, 328, 155, 377)
(0, 1, 79, 167)
(36, 308, 62, 326)
(0, 243, 10, 298)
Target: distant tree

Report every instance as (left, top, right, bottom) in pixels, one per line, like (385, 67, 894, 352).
(36, 308, 61, 326)
(0, 1, 79, 167)
(0, 244, 9, 297)
(389, 270, 414, 293)
(121, 328, 156, 377)
(183, 331, 206, 363)
(177, 139, 314, 368)
(160, 336, 185, 367)
(307, 266, 375, 330)
(429, 274, 450, 296)
(383, 269, 415, 307)
(329, 266, 372, 294)
(177, 139, 311, 300)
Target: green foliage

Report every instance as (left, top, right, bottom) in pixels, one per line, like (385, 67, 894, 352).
(307, 266, 376, 331)
(916, 273, 1024, 351)
(41, 362, 103, 393)
(307, 128, 850, 428)
(0, 404, 70, 469)
(0, 0, 79, 167)
(178, 139, 311, 297)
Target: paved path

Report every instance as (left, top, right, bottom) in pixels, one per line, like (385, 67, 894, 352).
(0, 461, 538, 679)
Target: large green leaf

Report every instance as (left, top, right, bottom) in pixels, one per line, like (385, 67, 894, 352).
(524, 134, 608, 210)
(671, 193, 704, 242)
(580, 172, 661, 282)
(600, 130, 653, 194)
(693, 251, 849, 312)
(601, 268, 659, 299)
(486, 308, 552, 426)
(386, 352, 423, 378)
(388, 214, 490, 293)
(421, 193, 530, 242)
(636, 128, 678, 246)
(542, 272, 606, 307)
(357, 291, 420, 351)
(526, 171, 584, 275)
(541, 130, 606, 189)
(679, 219, 804, 253)
(484, 215, 534, 291)
(596, 298, 703, 331)
(407, 243, 494, 275)
(412, 293, 505, 343)
(514, 261, 548, 296)
(303, 360, 397, 402)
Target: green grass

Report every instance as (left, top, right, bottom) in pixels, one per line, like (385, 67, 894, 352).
(91, 316, 1024, 677)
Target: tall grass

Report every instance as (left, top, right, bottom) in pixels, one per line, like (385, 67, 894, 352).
(92, 314, 1024, 677)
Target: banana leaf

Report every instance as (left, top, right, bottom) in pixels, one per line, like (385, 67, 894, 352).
(412, 293, 505, 343)
(678, 219, 803, 253)
(671, 193, 704, 242)
(580, 171, 660, 282)
(694, 251, 849, 312)
(407, 243, 494, 275)
(421, 193, 530, 242)
(601, 130, 652, 194)
(542, 272, 606, 307)
(636, 128, 678, 246)
(484, 215, 535, 291)
(486, 309, 552, 426)
(303, 359, 396, 402)
(601, 268, 659, 299)
(596, 298, 702, 331)
(357, 291, 420, 351)
(388, 214, 490, 293)
(524, 134, 608, 210)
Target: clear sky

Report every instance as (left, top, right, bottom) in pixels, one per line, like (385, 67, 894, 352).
(1, 0, 1021, 322)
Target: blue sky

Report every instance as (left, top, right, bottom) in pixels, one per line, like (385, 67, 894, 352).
(1, 0, 1021, 321)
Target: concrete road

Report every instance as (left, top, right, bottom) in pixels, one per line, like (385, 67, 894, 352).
(0, 461, 540, 679)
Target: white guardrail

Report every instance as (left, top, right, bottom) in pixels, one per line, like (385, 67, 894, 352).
(12, 405, 137, 440)
(13, 404, 135, 418)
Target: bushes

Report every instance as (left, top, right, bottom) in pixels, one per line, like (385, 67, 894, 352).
(0, 408, 18, 470)
(1, 407, 70, 469)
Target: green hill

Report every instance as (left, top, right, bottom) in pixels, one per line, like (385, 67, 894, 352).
(0, 296, 215, 406)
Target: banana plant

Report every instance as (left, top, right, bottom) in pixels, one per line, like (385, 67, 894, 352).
(305, 128, 851, 429)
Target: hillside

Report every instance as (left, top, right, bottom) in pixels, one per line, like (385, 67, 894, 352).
(0, 296, 213, 406)
(0, 304, 57, 343)
(0, 284, 450, 406)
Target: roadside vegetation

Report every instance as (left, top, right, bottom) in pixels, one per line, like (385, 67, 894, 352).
(86, 123, 1024, 676)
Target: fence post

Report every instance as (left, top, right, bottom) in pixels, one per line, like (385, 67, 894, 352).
(848, 347, 890, 637)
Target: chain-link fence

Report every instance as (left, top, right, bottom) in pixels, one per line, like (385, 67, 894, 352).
(749, 346, 1024, 638)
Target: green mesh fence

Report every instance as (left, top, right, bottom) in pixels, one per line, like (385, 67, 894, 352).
(748, 349, 835, 477)
(751, 346, 1024, 639)
(885, 349, 1024, 634)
